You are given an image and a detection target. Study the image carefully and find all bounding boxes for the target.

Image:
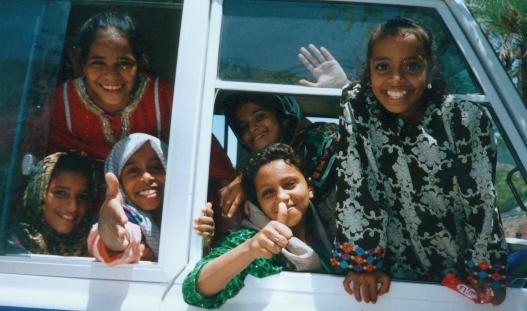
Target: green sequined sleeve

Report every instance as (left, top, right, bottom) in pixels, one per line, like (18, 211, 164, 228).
(182, 228, 285, 309)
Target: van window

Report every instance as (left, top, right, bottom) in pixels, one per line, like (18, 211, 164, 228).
(0, 0, 70, 254)
(211, 0, 527, 284)
(0, 0, 183, 282)
(218, 0, 481, 94)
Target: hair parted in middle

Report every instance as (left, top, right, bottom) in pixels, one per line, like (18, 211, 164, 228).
(361, 16, 446, 104)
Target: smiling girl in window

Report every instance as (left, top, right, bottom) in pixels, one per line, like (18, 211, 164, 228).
(183, 143, 333, 309)
(7, 151, 97, 256)
(332, 17, 508, 305)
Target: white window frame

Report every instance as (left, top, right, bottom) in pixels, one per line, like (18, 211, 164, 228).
(0, 0, 209, 284)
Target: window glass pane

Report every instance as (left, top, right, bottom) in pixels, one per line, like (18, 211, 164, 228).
(1, 1, 182, 259)
(490, 110, 527, 280)
(219, 0, 481, 94)
(0, 0, 70, 254)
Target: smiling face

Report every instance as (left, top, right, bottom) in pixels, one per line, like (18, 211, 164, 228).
(120, 143, 165, 211)
(235, 101, 282, 152)
(83, 28, 138, 113)
(43, 172, 89, 235)
(369, 33, 429, 122)
(254, 159, 312, 228)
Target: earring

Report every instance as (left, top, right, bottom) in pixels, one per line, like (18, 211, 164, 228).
(427, 82, 432, 89)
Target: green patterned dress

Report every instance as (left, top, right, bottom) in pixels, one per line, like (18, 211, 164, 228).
(183, 228, 333, 309)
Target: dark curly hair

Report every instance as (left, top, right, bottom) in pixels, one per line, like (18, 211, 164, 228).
(241, 143, 308, 205)
(79, 12, 148, 70)
(361, 16, 446, 104)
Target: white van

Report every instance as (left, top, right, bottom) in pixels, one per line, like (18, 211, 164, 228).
(0, 0, 525, 310)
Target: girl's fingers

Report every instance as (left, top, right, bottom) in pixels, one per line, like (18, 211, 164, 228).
(203, 203, 214, 217)
(261, 236, 282, 254)
(361, 280, 372, 303)
(353, 279, 362, 302)
(272, 222, 293, 240)
(366, 277, 378, 303)
(343, 274, 354, 296)
(276, 202, 288, 224)
(492, 288, 506, 306)
(193, 229, 212, 237)
(320, 46, 335, 60)
(300, 47, 320, 67)
(227, 194, 242, 218)
(263, 228, 287, 249)
(194, 224, 214, 233)
(105, 172, 120, 198)
(378, 274, 391, 295)
(298, 54, 314, 71)
(195, 216, 214, 226)
(220, 190, 232, 214)
(298, 78, 317, 87)
(308, 44, 325, 63)
(259, 247, 274, 259)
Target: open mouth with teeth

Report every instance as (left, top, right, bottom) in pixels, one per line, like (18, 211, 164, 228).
(58, 212, 78, 223)
(254, 132, 267, 142)
(101, 84, 124, 92)
(386, 89, 408, 99)
(136, 188, 161, 199)
(137, 188, 161, 198)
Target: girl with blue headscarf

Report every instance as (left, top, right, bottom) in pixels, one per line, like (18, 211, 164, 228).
(87, 133, 166, 264)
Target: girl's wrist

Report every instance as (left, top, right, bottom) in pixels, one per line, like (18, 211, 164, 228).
(240, 238, 260, 262)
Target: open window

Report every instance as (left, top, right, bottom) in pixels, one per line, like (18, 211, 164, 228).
(178, 0, 527, 307)
(0, 0, 185, 283)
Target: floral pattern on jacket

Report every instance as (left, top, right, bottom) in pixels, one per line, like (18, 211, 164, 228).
(332, 83, 507, 285)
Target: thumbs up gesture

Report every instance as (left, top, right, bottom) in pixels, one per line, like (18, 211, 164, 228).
(248, 202, 293, 260)
(98, 172, 130, 252)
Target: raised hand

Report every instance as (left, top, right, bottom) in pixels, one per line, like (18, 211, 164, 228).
(194, 202, 215, 239)
(248, 202, 292, 259)
(298, 44, 349, 88)
(343, 270, 391, 304)
(219, 175, 244, 218)
(98, 172, 129, 252)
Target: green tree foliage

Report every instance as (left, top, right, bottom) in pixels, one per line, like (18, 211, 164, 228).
(466, 0, 527, 99)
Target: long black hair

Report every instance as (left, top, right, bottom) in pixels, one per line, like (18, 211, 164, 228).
(79, 11, 148, 70)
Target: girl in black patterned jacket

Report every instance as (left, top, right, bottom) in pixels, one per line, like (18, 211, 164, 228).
(331, 17, 507, 305)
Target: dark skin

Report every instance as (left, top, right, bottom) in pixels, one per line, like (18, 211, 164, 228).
(470, 278, 506, 305)
(342, 270, 506, 305)
(343, 271, 391, 304)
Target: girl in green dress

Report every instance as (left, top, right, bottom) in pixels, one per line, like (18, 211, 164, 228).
(220, 93, 339, 237)
(183, 143, 332, 309)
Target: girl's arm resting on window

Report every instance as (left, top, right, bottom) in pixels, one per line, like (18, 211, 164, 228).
(332, 90, 386, 273)
(454, 104, 507, 291)
(182, 229, 284, 309)
(196, 238, 255, 297)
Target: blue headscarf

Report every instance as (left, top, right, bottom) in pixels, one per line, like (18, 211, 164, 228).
(104, 133, 167, 258)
